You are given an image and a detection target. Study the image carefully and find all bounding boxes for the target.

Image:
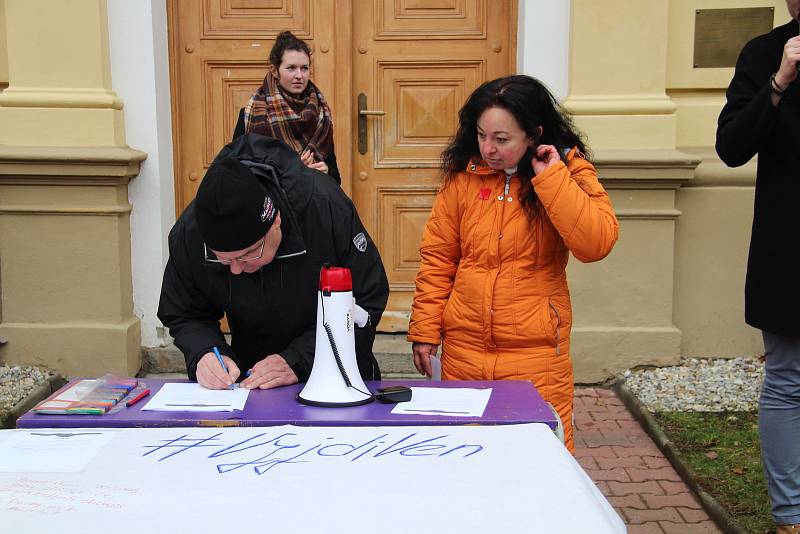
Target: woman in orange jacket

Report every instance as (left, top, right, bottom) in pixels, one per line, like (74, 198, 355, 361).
(408, 75, 619, 452)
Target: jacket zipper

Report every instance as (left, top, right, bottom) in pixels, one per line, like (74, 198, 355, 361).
(549, 299, 561, 356)
(489, 173, 514, 349)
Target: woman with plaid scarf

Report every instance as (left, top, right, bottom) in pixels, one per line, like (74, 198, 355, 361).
(233, 31, 340, 184)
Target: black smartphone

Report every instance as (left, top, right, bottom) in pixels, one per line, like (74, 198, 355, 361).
(375, 385, 412, 403)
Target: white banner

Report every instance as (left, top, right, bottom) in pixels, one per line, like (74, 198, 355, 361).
(0, 424, 625, 533)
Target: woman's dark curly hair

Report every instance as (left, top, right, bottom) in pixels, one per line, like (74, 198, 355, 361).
(441, 75, 590, 217)
(269, 30, 311, 68)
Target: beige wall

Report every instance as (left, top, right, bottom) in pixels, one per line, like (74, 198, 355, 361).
(562, 0, 785, 381)
(565, 0, 689, 381)
(0, 0, 8, 90)
(669, 0, 788, 359)
(0, 0, 144, 377)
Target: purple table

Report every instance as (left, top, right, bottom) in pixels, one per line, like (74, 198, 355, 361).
(16, 379, 558, 430)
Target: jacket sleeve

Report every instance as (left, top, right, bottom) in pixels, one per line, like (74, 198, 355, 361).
(407, 180, 463, 344)
(278, 324, 315, 382)
(715, 40, 778, 168)
(157, 223, 233, 379)
(325, 143, 342, 185)
(532, 156, 619, 263)
(279, 193, 388, 381)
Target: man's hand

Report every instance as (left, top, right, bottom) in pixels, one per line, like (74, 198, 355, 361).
(531, 144, 561, 176)
(240, 354, 299, 390)
(775, 35, 800, 90)
(196, 352, 240, 389)
(412, 342, 439, 377)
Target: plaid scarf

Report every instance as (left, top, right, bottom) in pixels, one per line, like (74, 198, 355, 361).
(244, 68, 333, 162)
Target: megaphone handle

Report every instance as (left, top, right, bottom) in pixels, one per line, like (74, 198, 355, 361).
(323, 322, 353, 388)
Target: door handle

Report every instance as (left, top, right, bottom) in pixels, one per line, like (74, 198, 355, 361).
(358, 93, 385, 155)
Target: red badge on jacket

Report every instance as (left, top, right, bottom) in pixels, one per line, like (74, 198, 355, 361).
(478, 187, 491, 200)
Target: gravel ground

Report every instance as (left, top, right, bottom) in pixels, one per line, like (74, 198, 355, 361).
(0, 365, 54, 414)
(624, 357, 765, 412)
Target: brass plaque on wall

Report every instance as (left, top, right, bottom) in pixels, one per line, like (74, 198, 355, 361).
(694, 8, 774, 68)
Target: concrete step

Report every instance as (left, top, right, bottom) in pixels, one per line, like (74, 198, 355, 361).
(141, 333, 418, 379)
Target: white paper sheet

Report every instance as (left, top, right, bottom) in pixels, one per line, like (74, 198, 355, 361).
(0, 430, 117, 473)
(140, 383, 249, 412)
(391, 387, 492, 417)
(429, 354, 442, 381)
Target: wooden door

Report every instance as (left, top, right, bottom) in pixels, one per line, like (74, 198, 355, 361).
(168, 1, 516, 333)
(168, 0, 347, 212)
(351, 0, 516, 331)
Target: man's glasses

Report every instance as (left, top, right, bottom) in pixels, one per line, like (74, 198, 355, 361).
(204, 237, 266, 265)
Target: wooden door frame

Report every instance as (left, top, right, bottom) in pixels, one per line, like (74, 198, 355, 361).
(330, 0, 354, 197)
(166, 0, 184, 218)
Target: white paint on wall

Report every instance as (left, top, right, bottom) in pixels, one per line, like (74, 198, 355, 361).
(107, 0, 175, 348)
(517, 0, 571, 100)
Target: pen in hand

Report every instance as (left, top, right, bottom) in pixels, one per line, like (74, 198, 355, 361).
(213, 346, 235, 390)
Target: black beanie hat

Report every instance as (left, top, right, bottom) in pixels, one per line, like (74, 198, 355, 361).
(195, 157, 278, 252)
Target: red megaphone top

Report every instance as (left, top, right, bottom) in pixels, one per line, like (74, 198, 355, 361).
(319, 266, 352, 293)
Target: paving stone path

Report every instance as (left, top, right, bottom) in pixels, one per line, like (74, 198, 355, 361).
(574, 387, 723, 534)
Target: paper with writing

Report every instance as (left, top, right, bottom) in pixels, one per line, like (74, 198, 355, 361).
(391, 387, 491, 417)
(141, 383, 249, 412)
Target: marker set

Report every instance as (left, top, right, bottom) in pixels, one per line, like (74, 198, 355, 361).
(33, 375, 139, 415)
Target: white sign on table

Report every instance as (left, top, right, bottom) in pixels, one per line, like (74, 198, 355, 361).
(0, 423, 625, 533)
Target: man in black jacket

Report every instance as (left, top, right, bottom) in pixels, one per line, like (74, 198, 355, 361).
(716, 3, 800, 532)
(158, 134, 388, 391)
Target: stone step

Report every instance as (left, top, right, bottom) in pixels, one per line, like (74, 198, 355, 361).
(141, 333, 418, 379)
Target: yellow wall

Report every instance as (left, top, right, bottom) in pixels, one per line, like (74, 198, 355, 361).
(0, 0, 8, 89)
(668, 0, 787, 148)
(671, 1, 790, 359)
(561, 0, 789, 379)
(0, 0, 144, 377)
(0, 0, 125, 146)
(567, 0, 676, 151)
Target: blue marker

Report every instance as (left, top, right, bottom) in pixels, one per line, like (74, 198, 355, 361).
(213, 346, 234, 389)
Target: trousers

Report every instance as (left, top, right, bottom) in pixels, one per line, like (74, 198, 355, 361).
(760, 330, 800, 525)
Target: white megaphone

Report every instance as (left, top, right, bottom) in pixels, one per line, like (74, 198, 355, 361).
(297, 266, 374, 407)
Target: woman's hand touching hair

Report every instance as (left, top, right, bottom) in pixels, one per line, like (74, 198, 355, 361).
(531, 144, 561, 175)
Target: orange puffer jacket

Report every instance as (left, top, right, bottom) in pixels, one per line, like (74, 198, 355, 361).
(408, 149, 619, 452)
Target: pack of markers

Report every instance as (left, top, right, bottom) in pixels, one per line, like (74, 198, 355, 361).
(32, 374, 138, 415)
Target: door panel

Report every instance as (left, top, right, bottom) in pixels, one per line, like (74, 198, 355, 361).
(352, 0, 515, 331)
(374, 61, 482, 166)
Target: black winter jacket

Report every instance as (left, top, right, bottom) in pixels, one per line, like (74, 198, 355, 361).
(716, 19, 800, 337)
(158, 134, 388, 380)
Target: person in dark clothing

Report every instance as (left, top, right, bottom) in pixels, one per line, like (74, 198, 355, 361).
(158, 133, 388, 390)
(716, 3, 800, 532)
(233, 30, 341, 184)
